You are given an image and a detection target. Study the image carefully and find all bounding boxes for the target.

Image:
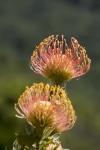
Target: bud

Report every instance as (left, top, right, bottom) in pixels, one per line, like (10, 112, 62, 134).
(15, 83, 76, 133)
(31, 35, 91, 84)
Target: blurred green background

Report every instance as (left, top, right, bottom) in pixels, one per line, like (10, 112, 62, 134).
(0, 0, 100, 149)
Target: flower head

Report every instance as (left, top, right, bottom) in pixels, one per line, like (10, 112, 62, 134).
(31, 35, 91, 84)
(15, 83, 76, 133)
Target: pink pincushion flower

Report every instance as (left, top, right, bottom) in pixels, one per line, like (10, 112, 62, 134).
(15, 83, 76, 133)
(31, 35, 91, 84)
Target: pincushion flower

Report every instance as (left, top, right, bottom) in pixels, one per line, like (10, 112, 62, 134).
(15, 83, 76, 133)
(31, 35, 91, 84)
